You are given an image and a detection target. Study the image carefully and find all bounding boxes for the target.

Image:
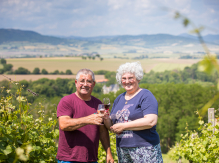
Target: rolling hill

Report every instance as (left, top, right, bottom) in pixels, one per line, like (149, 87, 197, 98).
(0, 28, 219, 58)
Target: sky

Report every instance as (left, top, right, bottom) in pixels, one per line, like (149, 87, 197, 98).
(0, 0, 219, 37)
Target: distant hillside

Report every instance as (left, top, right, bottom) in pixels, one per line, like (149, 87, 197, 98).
(0, 28, 201, 46)
(65, 33, 199, 47)
(178, 33, 219, 44)
(0, 29, 68, 45)
(0, 28, 219, 58)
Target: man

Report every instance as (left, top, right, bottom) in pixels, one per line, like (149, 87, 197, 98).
(56, 69, 114, 163)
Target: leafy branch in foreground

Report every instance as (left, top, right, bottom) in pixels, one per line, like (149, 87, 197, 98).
(167, 11, 219, 163)
(0, 81, 59, 163)
(173, 11, 219, 116)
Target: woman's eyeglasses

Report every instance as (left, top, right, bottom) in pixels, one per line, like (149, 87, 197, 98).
(121, 77, 134, 82)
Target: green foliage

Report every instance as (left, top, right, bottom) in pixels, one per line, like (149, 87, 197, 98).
(140, 63, 218, 85)
(0, 69, 4, 74)
(50, 70, 59, 74)
(104, 71, 116, 87)
(0, 81, 59, 162)
(168, 115, 219, 163)
(3, 64, 13, 72)
(32, 67, 40, 74)
(98, 132, 118, 163)
(94, 70, 110, 75)
(0, 58, 6, 64)
(41, 69, 48, 74)
(65, 69, 73, 75)
(14, 67, 30, 74)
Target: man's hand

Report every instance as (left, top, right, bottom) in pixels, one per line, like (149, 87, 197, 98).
(87, 113, 104, 125)
(106, 152, 114, 163)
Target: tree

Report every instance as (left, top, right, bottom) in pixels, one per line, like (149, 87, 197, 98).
(14, 67, 30, 74)
(41, 69, 48, 74)
(3, 64, 13, 71)
(66, 69, 73, 75)
(0, 69, 4, 74)
(32, 67, 40, 74)
(0, 58, 6, 64)
(51, 70, 59, 74)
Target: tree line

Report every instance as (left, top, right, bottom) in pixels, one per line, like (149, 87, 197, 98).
(0, 58, 73, 75)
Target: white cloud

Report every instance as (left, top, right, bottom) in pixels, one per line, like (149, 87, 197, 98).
(0, 0, 218, 36)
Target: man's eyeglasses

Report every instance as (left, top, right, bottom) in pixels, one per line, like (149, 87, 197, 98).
(78, 80, 93, 86)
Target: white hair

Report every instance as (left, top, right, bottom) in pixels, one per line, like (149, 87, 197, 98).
(116, 61, 144, 84)
(76, 69, 95, 81)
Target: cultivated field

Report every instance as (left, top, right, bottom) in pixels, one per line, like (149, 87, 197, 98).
(6, 57, 200, 74)
(0, 74, 105, 82)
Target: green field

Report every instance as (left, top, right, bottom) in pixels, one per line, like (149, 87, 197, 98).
(6, 57, 200, 74)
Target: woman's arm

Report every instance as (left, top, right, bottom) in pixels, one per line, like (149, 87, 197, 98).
(110, 114, 157, 134)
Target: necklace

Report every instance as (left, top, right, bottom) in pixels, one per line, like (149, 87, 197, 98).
(125, 87, 140, 104)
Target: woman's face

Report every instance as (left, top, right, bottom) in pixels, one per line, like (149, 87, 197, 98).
(121, 73, 139, 94)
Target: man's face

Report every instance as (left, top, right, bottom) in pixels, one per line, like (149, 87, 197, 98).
(75, 74, 95, 96)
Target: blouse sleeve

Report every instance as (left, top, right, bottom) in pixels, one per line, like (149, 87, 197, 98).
(140, 90, 158, 116)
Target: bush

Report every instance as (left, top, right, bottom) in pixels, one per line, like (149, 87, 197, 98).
(0, 58, 6, 64)
(65, 69, 73, 75)
(98, 132, 118, 163)
(32, 67, 40, 74)
(3, 64, 13, 72)
(168, 114, 219, 163)
(41, 69, 48, 74)
(0, 81, 59, 162)
(14, 67, 30, 74)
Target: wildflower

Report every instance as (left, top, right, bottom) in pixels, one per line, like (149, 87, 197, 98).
(26, 145, 33, 154)
(6, 89, 11, 93)
(198, 120, 204, 125)
(19, 154, 28, 161)
(16, 147, 24, 156)
(17, 96, 26, 102)
(49, 118, 52, 121)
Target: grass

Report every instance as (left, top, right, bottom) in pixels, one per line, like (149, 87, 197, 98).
(6, 57, 200, 74)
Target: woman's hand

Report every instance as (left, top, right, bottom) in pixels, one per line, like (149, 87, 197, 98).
(103, 110, 110, 120)
(110, 123, 125, 134)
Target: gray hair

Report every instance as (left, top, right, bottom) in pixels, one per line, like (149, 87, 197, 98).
(76, 69, 95, 81)
(116, 62, 144, 84)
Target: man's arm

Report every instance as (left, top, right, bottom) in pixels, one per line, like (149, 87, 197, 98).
(58, 114, 104, 131)
(99, 125, 114, 163)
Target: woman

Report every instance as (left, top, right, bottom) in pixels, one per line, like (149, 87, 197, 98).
(104, 62, 163, 163)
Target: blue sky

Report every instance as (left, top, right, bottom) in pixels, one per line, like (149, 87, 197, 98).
(0, 0, 219, 37)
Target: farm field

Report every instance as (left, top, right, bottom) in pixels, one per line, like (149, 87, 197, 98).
(6, 57, 201, 74)
(0, 74, 105, 81)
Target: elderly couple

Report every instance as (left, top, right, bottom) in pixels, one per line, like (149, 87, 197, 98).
(56, 62, 163, 163)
